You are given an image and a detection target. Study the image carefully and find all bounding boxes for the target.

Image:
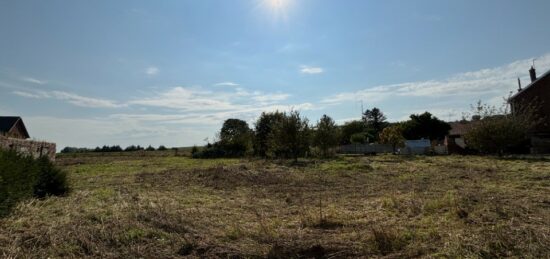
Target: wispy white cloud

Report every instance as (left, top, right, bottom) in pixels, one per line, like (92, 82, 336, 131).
(13, 90, 46, 99)
(214, 81, 239, 87)
(124, 86, 311, 132)
(129, 86, 238, 111)
(21, 77, 46, 85)
(50, 91, 125, 108)
(110, 102, 314, 127)
(13, 90, 124, 108)
(322, 53, 550, 105)
(300, 65, 324, 74)
(146, 66, 159, 76)
(11, 82, 304, 124)
(252, 93, 290, 104)
(129, 86, 303, 113)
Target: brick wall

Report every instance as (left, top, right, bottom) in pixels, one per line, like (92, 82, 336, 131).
(0, 136, 56, 160)
(511, 73, 550, 134)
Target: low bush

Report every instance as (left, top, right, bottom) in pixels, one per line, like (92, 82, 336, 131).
(0, 150, 69, 216)
(33, 156, 69, 198)
(192, 145, 226, 159)
(192, 140, 254, 159)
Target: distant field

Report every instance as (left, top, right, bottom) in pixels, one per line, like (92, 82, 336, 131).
(1, 154, 549, 258)
(57, 146, 200, 158)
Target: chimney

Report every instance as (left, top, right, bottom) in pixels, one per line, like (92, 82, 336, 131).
(529, 66, 537, 83)
(517, 77, 522, 92)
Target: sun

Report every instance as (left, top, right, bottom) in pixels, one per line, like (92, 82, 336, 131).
(258, 0, 293, 23)
(267, 0, 290, 10)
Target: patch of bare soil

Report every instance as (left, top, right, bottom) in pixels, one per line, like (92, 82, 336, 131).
(135, 165, 291, 190)
(267, 243, 340, 259)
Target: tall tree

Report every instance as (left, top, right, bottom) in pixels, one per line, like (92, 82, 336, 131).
(362, 107, 388, 140)
(253, 111, 285, 157)
(313, 115, 340, 157)
(219, 118, 253, 156)
(401, 112, 451, 140)
(269, 111, 311, 161)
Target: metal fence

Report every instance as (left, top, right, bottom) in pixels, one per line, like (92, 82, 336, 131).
(338, 144, 394, 154)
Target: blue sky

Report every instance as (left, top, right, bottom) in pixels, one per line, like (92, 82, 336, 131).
(1, 0, 550, 148)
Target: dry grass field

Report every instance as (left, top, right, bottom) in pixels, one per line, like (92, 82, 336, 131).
(1, 154, 549, 258)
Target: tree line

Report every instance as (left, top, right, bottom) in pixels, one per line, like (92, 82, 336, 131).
(60, 145, 169, 153)
(193, 107, 452, 159)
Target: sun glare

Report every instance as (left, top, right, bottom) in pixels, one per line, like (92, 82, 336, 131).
(267, 0, 289, 10)
(259, 0, 293, 23)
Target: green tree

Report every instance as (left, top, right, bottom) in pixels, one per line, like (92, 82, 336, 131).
(253, 111, 285, 157)
(340, 120, 366, 144)
(313, 115, 340, 157)
(269, 111, 311, 161)
(465, 101, 540, 155)
(362, 107, 388, 140)
(219, 118, 253, 156)
(379, 125, 405, 153)
(401, 112, 451, 140)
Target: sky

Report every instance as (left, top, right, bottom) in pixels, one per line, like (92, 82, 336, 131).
(1, 0, 550, 149)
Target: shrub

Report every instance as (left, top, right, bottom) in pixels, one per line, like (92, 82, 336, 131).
(464, 101, 540, 155)
(33, 156, 69, 198)
(0, 150, 37, 215)
(340, 120, 366, 145)
(379, 125, 405, 153)
(157, 145, 168, 151)
(191, 144, 226, 159)
(0, 150, 69, 216)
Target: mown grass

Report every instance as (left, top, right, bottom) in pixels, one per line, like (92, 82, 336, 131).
(0, 154, 549, 258)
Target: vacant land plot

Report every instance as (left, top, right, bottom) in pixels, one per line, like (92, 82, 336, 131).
(1, 154, 549, 258)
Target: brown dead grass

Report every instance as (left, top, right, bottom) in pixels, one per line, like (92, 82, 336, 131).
(0, 155, 549, 258)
